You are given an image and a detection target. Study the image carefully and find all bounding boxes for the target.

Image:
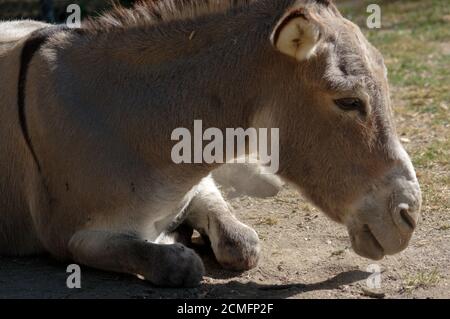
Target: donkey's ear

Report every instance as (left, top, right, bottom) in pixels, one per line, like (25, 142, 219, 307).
(270, 8, 321, 61)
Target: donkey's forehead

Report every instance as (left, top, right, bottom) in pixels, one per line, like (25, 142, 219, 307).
(323, 16, 387, 82)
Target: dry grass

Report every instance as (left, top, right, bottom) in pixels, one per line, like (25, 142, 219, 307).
(403, 269, 441, 292)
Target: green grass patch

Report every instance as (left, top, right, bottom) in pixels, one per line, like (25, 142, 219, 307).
(413, 139, 450, 168)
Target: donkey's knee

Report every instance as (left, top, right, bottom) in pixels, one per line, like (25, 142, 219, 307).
(209, 217, 261, 271)
(187, 176, 261, 270)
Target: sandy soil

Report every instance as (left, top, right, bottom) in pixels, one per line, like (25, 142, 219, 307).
(1, 185, 448, 299)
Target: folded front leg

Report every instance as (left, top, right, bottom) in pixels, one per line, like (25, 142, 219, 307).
(68, 229, 204, 287)
(186, 177, 261, 271)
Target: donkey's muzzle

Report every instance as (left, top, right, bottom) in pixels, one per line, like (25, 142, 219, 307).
(345, 159, 422, 260)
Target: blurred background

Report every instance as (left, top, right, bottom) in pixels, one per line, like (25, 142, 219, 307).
(0, 0, 136, 23)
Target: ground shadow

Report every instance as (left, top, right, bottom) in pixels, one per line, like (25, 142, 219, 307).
(0, 255, 370, 299)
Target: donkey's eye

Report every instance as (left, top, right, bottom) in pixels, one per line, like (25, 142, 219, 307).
(334, 98, 366, 115)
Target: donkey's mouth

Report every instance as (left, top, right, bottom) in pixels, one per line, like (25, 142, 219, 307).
(349, 224, 385, 260)
(363, 224, 385, 254)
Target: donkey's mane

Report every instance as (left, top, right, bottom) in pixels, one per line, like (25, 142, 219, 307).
(83, 0, 332, 31)
(83, 0, 256, 31)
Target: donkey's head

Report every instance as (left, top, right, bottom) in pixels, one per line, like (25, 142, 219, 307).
(258, 0, 422, 260)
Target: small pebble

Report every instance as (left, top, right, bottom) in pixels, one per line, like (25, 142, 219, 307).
(362, 287, 386, 299)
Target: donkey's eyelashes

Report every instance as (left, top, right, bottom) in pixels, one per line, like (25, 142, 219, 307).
(334, 98, 367, 116)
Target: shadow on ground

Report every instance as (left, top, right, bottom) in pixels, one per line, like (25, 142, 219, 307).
(0, 254, 370, 299)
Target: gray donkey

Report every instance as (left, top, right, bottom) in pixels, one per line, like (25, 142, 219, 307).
(0, 0, 421, 287)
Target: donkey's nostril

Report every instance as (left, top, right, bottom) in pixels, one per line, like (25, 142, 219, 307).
(400, 208, 416, 230)
(392, 202, 419, 234)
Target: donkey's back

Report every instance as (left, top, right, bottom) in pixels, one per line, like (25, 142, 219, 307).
(0, 20, 48, 43)
(0, 20, 49, 69)
(0, 20, 50, 256)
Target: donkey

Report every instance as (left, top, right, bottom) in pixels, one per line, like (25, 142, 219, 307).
(0, 0, 421, 287)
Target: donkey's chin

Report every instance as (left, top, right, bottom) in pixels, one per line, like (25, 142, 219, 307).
(346, 218, 413, 261)
(348, 224, 386, 260)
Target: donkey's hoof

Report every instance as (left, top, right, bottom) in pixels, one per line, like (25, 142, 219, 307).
(150, 243, 205, 287)
(214, 226, 261, 271)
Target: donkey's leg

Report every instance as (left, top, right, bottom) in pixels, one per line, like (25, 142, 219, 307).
(185, 177, 261, 271)
(68, 230, 204, 287)
(156, 224, 194, 247)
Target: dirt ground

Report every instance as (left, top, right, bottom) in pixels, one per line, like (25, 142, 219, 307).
(0, 0, 449, 299)
(0, 185, 448, 299)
